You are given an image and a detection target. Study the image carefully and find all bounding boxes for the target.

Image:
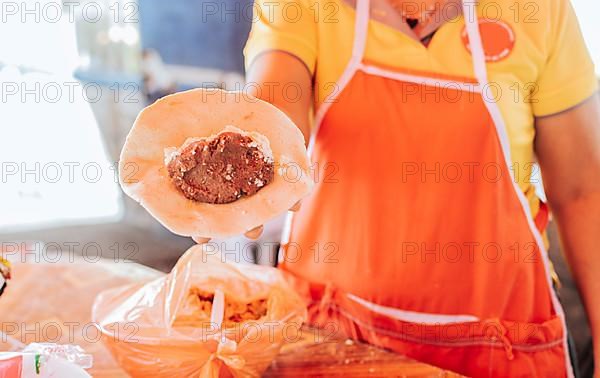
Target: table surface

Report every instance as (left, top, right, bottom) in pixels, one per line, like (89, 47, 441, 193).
(0, 257, 461, 377)
(264, 327, 462, 377)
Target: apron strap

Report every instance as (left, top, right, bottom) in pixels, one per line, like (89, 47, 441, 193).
(462, 2, 574, 375)
(310, 0, 371, 153)
(461, 1, 557, 266)
(352, 0, 371, 63)
(462, 0, 512, 163)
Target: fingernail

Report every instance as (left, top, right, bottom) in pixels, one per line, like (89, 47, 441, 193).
(290, 201, 302, 212)
(193, 236, 211, 244)
(245, 225, 264, 240)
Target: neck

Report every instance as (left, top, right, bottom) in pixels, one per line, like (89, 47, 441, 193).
(391, 0, 463, 37)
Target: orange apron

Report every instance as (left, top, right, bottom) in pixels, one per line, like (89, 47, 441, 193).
(279, 0, 572, 377)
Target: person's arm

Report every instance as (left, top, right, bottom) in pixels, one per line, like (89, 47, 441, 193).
(535, 93, 600, 369)
(192, 53, 312, 244)
(245, 51, 313, 143)
(229, 51, 312, 239)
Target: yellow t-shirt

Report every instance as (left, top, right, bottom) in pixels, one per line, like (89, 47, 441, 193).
(244, 0, 598, 215)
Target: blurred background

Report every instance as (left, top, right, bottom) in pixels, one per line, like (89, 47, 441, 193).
(0, 0, 598, 375)
(0, 0, 254, 272)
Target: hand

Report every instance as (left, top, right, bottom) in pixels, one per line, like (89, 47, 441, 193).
(191, 200, 302, 244)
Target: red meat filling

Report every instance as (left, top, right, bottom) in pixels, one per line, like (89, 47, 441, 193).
(167, 132, 274, 204)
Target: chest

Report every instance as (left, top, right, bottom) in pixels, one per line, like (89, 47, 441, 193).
(315, 1, 545, 100)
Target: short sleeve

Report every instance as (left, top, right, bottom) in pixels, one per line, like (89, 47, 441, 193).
(532, 0, 598, 117)
(244, 0, 317, 74)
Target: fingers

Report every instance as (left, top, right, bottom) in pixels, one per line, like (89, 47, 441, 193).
(244, 225, 264, 240)
(289, 200, 302, 212)
(192, 236, 211, 244)
(194, 225, 264, 243)
(194, 203, 301, 244)
(243, 201, 301, 241)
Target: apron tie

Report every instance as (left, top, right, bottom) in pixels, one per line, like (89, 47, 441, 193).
(308, 282, 337, 326)
(486, 319, 514, 361)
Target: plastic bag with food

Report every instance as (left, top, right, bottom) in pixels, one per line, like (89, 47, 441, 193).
(92, 245, 306, 378)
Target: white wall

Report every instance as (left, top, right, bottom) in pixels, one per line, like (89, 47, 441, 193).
(571, 1, 600, 74)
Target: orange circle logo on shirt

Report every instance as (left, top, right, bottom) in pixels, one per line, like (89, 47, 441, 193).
(461, 18, 515, 63)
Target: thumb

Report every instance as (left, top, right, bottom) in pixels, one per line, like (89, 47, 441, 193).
(192, 236, 211, 244)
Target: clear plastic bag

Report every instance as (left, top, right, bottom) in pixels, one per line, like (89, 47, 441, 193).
(0, 343, 92, 378)
(92, 245, 306, 378)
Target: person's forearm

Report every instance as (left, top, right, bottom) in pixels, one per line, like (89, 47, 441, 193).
(551, 191, 600, 363)
(245, 51, 313, 144)
(534, 94, 600, 370)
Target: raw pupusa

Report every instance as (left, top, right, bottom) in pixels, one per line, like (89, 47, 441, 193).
(119, 89, 313, 238)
